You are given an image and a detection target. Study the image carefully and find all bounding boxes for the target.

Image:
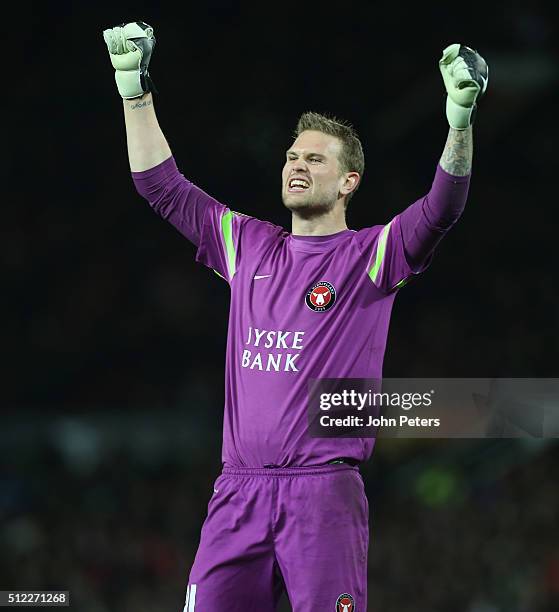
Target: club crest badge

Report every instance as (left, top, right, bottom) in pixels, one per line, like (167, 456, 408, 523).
(305, 281, 336, 312)
(335, 592, 355, 612)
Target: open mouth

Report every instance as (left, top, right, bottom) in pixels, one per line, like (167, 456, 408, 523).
(288, 178, 311, 193)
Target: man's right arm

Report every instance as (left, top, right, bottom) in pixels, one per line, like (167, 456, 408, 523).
(124, 92, 172, 172)
(102, 22, 171, 172)
(123, 92, 240, 279)
(104, 21, 281, 282)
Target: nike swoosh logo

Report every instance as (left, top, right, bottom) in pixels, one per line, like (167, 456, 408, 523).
(254, 274, 272, 280)
(213, 488, 219, 493)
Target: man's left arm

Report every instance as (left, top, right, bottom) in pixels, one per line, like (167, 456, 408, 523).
(364, 44, 488, 292)
(397, 127, 472, 275)
(397, 44, 488, 276)
(439, 126, 472, 177)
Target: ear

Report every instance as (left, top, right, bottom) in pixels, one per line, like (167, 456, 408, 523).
(340, 172, 360, 196)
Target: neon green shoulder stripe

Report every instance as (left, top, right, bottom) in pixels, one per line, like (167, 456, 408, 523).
(368, 220, 392, 283)
(221, 211, 236, 279)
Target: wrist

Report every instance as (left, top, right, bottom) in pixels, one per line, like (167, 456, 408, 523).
(123, 92, 153, 105)
(446, 97, 476, 130)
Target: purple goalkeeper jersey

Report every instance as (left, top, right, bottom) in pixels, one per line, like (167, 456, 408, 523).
(133, 156, 470, 467)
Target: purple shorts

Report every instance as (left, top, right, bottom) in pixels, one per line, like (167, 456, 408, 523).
(182, 463, 369, 611)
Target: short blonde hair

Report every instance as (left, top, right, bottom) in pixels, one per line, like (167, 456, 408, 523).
(294, 111, 365, 204)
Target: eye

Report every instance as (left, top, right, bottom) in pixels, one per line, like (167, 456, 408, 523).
(310, 157, 322, 163)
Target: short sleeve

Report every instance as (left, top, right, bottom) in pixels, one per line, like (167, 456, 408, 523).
(132, 156, 283, 283)
(355, 214, 433, 293)
(354, 164, 470, 293)
(196, 205, 286, 283)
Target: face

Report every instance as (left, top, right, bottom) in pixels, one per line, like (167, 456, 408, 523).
(282, 130, 357, 217)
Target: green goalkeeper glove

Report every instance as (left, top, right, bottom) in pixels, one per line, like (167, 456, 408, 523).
(439, 43, 488, 130)
(103, 21, 158, 99)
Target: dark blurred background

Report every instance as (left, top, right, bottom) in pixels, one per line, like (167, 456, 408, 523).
(2, 0, 558, 610)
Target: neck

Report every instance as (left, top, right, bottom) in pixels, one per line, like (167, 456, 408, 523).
(291, 199, 347, 236)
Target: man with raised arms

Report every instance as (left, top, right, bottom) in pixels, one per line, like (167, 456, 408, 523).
(103, 22, 487, 611)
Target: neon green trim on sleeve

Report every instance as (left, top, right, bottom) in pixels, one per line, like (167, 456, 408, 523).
(213, 269, 226, 281)
(392, 277, 410, 291)
(368, 220, 392, 284)
(221, 211, 236, 280)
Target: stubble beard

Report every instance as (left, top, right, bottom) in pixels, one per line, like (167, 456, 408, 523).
(282, 186, 339, 221)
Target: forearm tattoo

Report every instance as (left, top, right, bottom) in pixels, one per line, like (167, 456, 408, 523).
(129, 98, 153, 111)
(439, 127, 473, 176)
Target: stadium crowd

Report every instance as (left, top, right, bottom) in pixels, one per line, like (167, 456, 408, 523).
(1, 436, 558, 611)
(3, 3, 558, 611)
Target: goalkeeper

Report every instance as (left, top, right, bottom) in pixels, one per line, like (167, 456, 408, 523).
(103, 22, 488, 612)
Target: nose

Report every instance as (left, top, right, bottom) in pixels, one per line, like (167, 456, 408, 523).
(291, 158, 308, 173)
